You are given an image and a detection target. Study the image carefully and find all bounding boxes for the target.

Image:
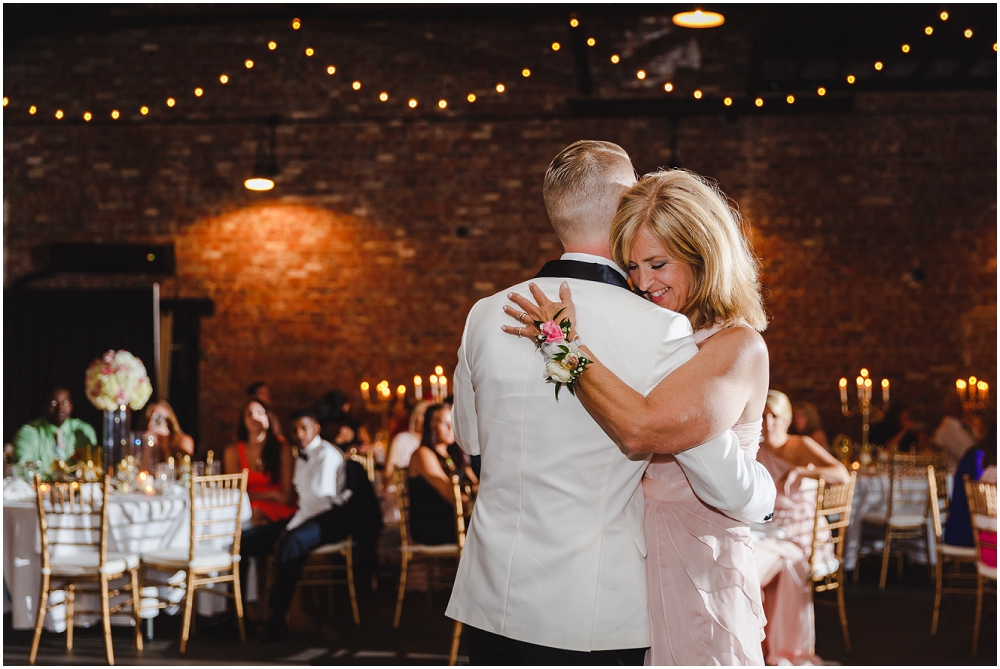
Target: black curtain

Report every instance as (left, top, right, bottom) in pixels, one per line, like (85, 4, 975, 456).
(3, 289, 157, 443)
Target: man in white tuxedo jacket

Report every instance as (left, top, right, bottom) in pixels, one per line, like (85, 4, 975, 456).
(446, 141, 775, 664)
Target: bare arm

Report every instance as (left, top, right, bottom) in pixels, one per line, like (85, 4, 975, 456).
(505, 282, 767, 455)
(782, 436, 850, 487)
(409, 448, 457, 502)
(223, 444, 242, 475)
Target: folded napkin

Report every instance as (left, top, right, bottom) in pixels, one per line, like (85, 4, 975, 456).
(3, 477, 36, 502)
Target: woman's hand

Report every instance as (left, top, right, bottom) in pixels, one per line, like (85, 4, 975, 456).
(501, 282, 578, 342)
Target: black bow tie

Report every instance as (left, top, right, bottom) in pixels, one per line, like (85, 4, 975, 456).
(298, 450, 309, 461)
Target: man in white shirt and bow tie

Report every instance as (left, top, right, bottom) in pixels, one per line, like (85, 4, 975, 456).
(240, 408, 352, 641)
(446, 140, 775, 664)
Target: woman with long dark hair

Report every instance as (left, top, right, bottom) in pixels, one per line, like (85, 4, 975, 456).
(224, 398, 295, 525)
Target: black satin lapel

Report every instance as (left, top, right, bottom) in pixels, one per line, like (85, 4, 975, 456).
(534, 260, 632, 292)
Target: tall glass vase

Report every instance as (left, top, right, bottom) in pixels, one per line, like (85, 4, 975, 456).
(102, 406, 130, 477)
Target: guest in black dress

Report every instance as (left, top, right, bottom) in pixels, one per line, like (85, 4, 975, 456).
(407, 403, 478, 545)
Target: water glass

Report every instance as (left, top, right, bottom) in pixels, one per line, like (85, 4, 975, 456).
(155, 462, 175, 493)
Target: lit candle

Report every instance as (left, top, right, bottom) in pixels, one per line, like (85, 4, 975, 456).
(414, 375, 423, 400)
(439, 374, 448, 399)
(856, 376, 864, 401)
(956, 378, 967, 401)
(380, 380, 391, 400)
(864, 378, 872, 403)
(435, 365, 444, 376)
(978, 381, 989, 404)
(839, 378, 848, 405)
(361, 381, 371, 402)
(969, 377, 978, 403)
(397, 384, 406, 399)
(430, 374, 439, 402)
(881, 379, 890, 405)
(860, 368, 869, 379)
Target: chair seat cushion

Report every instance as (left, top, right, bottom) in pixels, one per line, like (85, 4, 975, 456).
(141, 547, 235, 571)
(48, 551, 139, 577)
(863, 511, 926, 527)
(312, 540, 353, 556)
(938, 543, 977, 558)
(402, 543, 459, 556)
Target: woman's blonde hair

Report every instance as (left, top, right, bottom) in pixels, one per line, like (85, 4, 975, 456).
(610, 169, 766, 332)
(144, 400, 189, 447)
(766, 390, 794, 423)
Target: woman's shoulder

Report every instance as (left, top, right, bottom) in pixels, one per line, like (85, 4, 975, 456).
(699, 324, 768, 369)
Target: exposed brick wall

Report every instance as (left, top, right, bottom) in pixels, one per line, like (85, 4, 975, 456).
(4, 18, 996, 451)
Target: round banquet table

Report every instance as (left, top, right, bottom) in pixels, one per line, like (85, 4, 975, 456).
(842, 468, 941, 572)
(3, 479, 253, 632)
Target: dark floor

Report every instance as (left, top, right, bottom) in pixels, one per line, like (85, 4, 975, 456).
(4, 554, 996, 666)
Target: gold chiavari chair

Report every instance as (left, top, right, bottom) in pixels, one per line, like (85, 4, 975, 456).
(29, 476, 144, 666)
(964, 476, 997, 655)
(860, 450, 935, 588)
(263, 537, 360, 625)
(348, 448, 376, 483)
(391, 468, 467, 665)
(927, 465, 978, 635)
(139, 471, 248, 654)
(808, 473, 856, 653)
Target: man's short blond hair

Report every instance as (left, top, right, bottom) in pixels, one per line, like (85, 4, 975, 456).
(543, 140, 637, 247)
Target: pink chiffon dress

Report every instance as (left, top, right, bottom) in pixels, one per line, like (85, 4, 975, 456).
(642, 323, 767, 665)
(752, 446, 832, 665)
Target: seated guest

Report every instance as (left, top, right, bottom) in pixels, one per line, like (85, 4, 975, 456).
(224, 399, 295, 526)
(142, 400, 194, 460)
(386, 401, 431, 479)
(407, 403, 477, 546)
(315, 389, 370, 450)
(944, 421, 996, 547)
(247, 380, 284, 439)
(754, 390, 849, 666)
(869, 402, 920, 452)
(932, 392, 977, 473)
(790, 400, 829, 449)
(240, 409, 353, 641)
(14, 387, 97, 475)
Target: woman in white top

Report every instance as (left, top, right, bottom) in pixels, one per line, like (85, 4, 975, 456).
(386, 401, 432, 479)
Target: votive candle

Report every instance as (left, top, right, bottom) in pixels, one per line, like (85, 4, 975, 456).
(361, 381, 371, 402)
(414, 375, 423, 400)
(439, 375, 448, 399)
(881, 379, 890, 405)
(839, 378, 848, 405)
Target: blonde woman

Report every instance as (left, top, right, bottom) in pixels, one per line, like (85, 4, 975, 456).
(504, 169, 770, 665)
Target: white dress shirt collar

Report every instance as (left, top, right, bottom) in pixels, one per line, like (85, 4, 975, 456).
(301, 433, 323, 456)
(560, 252, 627, 279)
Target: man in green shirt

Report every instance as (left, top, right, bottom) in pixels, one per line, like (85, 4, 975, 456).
(14, 387, 98, 475)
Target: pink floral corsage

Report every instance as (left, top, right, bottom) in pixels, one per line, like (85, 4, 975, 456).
(534, 309, 592, 401)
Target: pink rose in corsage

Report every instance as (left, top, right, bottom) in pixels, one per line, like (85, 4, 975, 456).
(533, 309, 592, 401)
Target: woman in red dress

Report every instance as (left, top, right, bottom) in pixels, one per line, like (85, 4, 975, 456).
(224, 398, 295, 525)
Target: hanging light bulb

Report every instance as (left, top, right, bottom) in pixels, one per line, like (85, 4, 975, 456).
(291, 18, 301, 30)
(220, 74, 230, 84)
(408, 98, 418, 108)
(268, 41, 277, 50)
(723, 97, 733, 106)
(438, 99, 448, 109)
(496, 83, 506, 93)
(244, 116, 280, 192)
(467, 93, 476, 102)
(672, 9, 725, 28)
(587, 37, 596, 46)
(326, 65, 336, 75)
(140, 105, 149, 115)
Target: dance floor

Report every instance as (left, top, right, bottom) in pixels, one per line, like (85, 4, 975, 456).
(4, 558, 996, 666)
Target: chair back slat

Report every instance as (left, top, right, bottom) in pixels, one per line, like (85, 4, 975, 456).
(451, 476, 467, 557)
(393, 468, 413, 548)
(927, 465, 949, 540)
(809, 472, 857, 571)
(187, 471, 248, 563)
(964, 476, 998, 572)
(887, 450, 933, 520)
(35, 476, 110, 567)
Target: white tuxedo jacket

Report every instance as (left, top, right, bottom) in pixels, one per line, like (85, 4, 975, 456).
(445, 267, 775, 652)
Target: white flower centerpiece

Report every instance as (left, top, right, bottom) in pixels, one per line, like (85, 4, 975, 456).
(85, 349, 153, 476)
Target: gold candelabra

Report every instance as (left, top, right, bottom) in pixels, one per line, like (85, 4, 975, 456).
(838, 368, 890, 451)
(358, 365, 450, 440)
(955, 375, 990, 413)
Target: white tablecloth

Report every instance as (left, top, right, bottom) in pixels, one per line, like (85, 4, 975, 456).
(843, 470, 938, 571)
(3, 481, 251, 631)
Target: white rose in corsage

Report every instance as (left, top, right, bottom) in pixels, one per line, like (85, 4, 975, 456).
(534, 308, 593, 400)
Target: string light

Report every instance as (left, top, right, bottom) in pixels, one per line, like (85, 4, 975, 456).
(846, 74, 856, 84)
(817, 86, 826, 96)
(29, 105, 37, 115)
(326, 65, 336, 75)
(140, 105, 149, 115)
(245, 59, 254, 69)
(194, 87, 204, 96)
(587, 37, 596, 46)
(305, 47, 315, 56)
(925, 26, 933, 35)
(939, 11, 949, 21)
(438, 99, 447, 109)
(2, 96, 7, 107)
(467, 93, 476, 102)
(874, 61, 883, 71)
(219, 74, 229, 83)
(754, 98, 764, 107)
(83, 111, 92, 121)
(901, 44, 910, 53)
(291, 18, 301, 30)
(551, 42, 561, 51)
(663, 82, 674, 92)
(964, 29, 973, 38)
(723, 97, 732, 106)
(786, 94, 795, 104)
(522, 68, 531, 77)
(636, 70, 646, 80)
(379, 92, 389, 102)
(268, 41, 277, 50)
(693, 89, 703, 99)
(54, 109, 64, 119)
(352, 81, 362, 90)
(166, 97, 176, 107)
(110, 109, 120, 119)
(610, 54, 620, 64)
(496, 83, 505, 93)
(408, 98, 418, 108)
(569, 18, 579, 28)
